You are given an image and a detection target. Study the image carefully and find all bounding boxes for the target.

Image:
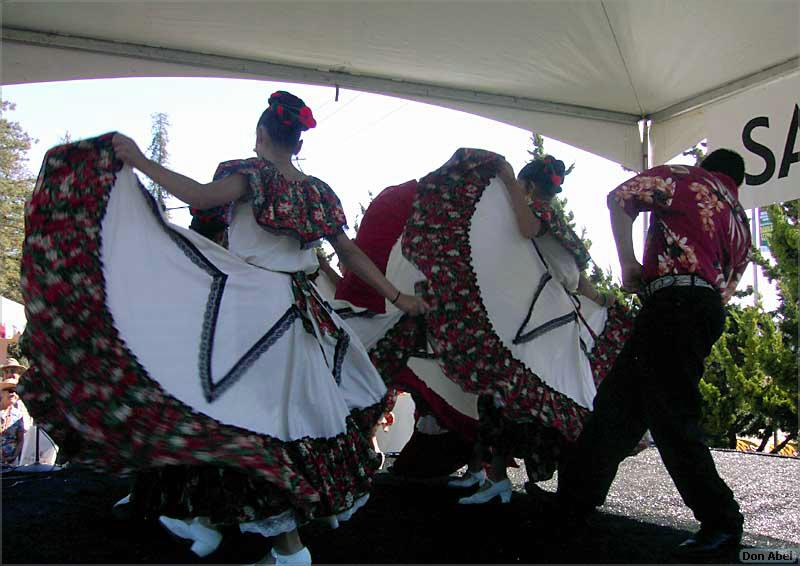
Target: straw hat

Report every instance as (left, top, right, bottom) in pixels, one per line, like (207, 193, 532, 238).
(1, 358, 26, 372)
(1, 359, 27, 387)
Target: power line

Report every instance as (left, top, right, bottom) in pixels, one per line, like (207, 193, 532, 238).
(339, 102, 410, 144)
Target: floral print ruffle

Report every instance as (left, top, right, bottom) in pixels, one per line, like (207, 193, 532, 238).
(214, 158, 348, 248)
(20, 134, 383, 524)
(586, 302, 636, 387)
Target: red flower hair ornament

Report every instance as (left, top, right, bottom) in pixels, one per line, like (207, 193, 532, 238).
(267, 90, 317, 131)
(298, 106, 317, 129)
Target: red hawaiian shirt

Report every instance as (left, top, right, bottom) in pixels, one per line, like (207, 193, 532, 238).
(610, 164, 751, 303)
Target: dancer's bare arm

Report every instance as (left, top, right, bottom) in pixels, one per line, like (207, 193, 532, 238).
(608, 194, 643, 293)
(577, 273, 616, 307)
(330, 233, 430, 316)
(498, 160, 544, 239)
(113, 134, 247, 209)
(317, 254, 343, 288)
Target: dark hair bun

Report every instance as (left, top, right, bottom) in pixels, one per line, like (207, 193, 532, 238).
(518, 154, 566, 194)
(267, 91, 316, 131)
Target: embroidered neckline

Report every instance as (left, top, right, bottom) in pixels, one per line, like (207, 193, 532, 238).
(213, 158, 349, 248)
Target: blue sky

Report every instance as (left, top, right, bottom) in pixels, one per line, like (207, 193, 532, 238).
(2, 76, 773, 307)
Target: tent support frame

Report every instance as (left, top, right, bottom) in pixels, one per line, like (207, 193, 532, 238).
(648, 57, 799, 123)
(2, 27, 640, 125)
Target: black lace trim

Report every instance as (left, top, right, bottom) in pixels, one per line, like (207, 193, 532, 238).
(512, 238, 582, 345)
(514, 312, 578, 345)
(204, 307, 301, 402)
(136, 179, 299, 403)
(332, 332, 350, 386)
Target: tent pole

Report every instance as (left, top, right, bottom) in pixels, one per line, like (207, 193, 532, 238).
(752, 208, 759, 304)
(641, 119, 652, 242)
(34, 425, 41, 465)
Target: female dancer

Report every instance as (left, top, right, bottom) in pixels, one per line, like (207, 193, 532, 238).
(451, 155, 621, 504)
(22, 91, 426, 564)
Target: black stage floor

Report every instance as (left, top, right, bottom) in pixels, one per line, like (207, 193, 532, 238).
(2, 448, 797, 564)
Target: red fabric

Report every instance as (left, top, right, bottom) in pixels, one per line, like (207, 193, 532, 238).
(334, 180, 418, 312)
(610, 165, 751, 302)
(391, 366, 478, 443)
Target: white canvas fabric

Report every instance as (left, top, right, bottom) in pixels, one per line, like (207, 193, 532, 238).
(4, 2, 798, 174)
(17, 425, 59, 467)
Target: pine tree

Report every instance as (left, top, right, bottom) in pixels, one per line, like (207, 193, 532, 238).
(682, 140, 707, 165)
(0, 102, 36, 303)
(146, 112, 171, 217)
(749, 200, 799, 452)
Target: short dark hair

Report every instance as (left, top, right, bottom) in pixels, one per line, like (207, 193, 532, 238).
(700, 149, 745, 186)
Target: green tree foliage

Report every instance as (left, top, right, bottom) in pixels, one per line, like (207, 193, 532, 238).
(352, 190, 374, 235)
(146, 112, 171, 216)
(0, 102, 35, 303)
(682, 140, 707, 165)
(747, 200, 798, 451)
(701, 295, 798, 452)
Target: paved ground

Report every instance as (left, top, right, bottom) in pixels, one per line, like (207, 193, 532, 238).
(2, 448, 797, 564)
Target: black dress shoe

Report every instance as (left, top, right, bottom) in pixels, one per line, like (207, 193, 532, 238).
(675, 526, 742, 557)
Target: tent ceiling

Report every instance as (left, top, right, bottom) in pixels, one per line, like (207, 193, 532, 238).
(2, 0, 799, 169)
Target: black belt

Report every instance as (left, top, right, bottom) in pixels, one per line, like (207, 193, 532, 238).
(641, 274, 715, 299)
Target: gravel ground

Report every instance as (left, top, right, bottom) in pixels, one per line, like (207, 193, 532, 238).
(529, 448, 800, 545)
(2, 448, 797, 564)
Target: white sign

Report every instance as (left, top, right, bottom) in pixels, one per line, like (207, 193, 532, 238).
(0, 296, 27, 338)
(706, 73, 799, 209)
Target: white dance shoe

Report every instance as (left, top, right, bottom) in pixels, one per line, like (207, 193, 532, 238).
(270, 546, 312, 565)
(158, 515, 223, 557)
(446, 468, 487, 489)
(457, 478, 512, 504)
(111, 493, 132, 520)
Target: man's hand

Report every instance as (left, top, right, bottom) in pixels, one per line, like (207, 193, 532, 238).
(394, 293, 430, 316)
(112, 134, 149, 169)
(621, 260, 644, 293)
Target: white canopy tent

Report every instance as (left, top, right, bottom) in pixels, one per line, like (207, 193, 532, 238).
(2, 0, 799, 174)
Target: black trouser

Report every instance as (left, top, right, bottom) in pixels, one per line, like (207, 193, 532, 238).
(558, 286, 743, 532)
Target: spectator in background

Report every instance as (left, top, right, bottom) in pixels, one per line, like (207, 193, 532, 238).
(0, 325, 23, 366)
(1, 358, 29, 468)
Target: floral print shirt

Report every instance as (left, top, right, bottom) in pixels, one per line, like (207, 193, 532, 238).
(610, 164, 751, 302)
